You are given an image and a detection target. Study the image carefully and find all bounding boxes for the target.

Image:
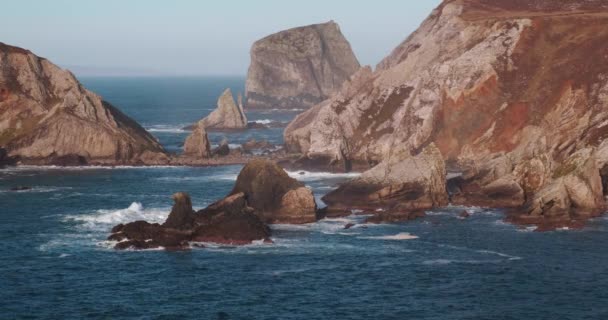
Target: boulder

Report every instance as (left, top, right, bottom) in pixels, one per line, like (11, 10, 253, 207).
(183, 125, 211, 158)
(229, 159, 318, 224)
(323, 144, 448, 212)
(0, 42, 166, 165)
(242, 139, 274, 153)
(245, 21, 360, 109)
(198, 89, 247, 130)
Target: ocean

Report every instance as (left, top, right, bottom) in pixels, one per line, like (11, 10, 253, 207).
(1, 77, 607, 319)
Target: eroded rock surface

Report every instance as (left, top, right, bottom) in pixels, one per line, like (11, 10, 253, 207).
(286, 0, 608, 229)
(245, 21, 360, 109)
(183, 125, 211, 158)
(0, 42, 166, 165)
(198, 89, 247, 130)
(230, 159, 318, 224)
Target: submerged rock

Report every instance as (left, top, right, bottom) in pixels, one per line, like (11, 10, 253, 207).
(245, 21, 360, 109)
(0, 42, 166, 165)
(199, 89, 247, 130)
(230, 159, 317, 224)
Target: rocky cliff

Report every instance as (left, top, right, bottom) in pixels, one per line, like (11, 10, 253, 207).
(245, 21, 360, 109)
(285, 0, 608, 229)
(0, 43, 167, 165)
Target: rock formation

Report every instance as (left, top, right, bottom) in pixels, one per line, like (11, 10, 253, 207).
(183, 125, 211, 158)
(198, 89, 247, 130)
(285, 0, 608, 229)
(230, 159, 318, 224)
(245, 21, 360, 109)
(109, 192, 271, 250)
(108, 159, 318, 250)
(0, 42, 167, 165)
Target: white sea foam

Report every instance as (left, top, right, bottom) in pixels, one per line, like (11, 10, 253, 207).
(146, 124, 188, 133)
(64, 202, 170, 232)
(422, 259, 502, 265)
(360, 232, 419, 240)
(252, 119, 274, 124)
(285, 170, 361, 182)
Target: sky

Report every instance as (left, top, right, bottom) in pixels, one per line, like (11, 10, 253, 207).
(1, 0, 441, 76)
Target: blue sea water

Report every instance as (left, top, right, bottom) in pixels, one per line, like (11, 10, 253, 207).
(2, 77, 608, 319)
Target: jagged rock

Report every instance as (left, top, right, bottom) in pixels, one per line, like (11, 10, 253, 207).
(212, 139, 230, 157)
(162, 192, 196, 230)
(242, 139, 274, 153)
(245, 21, 360, 109)
(285, 1, 608, 228)
(183, 125, 211, 158)
(229, 159, 317, 224)
(191, 193, 271, 245)
(198, 89, 247, 130)
(323, 144, 448, 212)
(0, 42, 166, 165)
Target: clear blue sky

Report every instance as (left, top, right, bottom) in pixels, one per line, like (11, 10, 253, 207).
(1, 0, 441, 76)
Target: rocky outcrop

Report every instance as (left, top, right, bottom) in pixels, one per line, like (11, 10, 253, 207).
(323, 144, 448, 213)
(109, 192, 271, 250)
(230, 159, 318, 224)
(183, 125, 211, 158)
(198, 89, 247, 130)
(0, 42, 167, 165)
(285, 0, 608, 229)
(245, 21, 360, 109)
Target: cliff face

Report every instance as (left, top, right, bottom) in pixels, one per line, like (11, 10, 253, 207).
(285, 0, 608, 227)
(245, 21, 360, 109)
(0, 43, 167, 165)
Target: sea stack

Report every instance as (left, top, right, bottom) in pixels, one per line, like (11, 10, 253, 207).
(198, 88, 247, 130)
(245, 21, 360, 109)
(0, 42, 167, 165)
(183, 125, 211, 158)
(285, 0, 608, 229)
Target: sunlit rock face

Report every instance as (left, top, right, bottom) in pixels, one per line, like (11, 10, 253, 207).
(285, 0, 608, 226)
(245, 21, 360, 110)
(0, 42, 167, 165)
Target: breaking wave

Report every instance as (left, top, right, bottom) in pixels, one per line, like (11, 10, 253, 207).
(285, 170, 361, 182)
(360, 232, 419, 240)
(64, 202, 170, 232)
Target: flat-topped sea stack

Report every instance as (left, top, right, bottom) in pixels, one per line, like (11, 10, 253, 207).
(245, 21, 360, 109)
(285, 0, 608, 230)
(0, 42, 167, 166)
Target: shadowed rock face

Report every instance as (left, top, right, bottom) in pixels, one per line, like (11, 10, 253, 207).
(0, 42, 167, 165)
(245, 21, 360, 109)
(285, 0, 608, 229)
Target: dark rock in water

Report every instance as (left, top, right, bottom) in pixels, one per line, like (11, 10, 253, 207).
(299, 171, 305, 175)
(9, 186, 31, 191)
(344, 223, 355, 230)
(365, 210, 426, 224)
(229, 159, 317, 224)
(108, 220, 191, 250)
(192, 193, 271, 245)
(241, 139, 274, 152)
(0, 147, 7, 166)
(458, 210, 471, 219)
(162, 192, 196, 230)
(212, 139, 231, 157)
(316, 206, 352, 219)
(182, 124, 196, 131)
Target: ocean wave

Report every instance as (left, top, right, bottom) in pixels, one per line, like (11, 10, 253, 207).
(422, 259, 503, 265)
(1, 186, 73, 194)
(285, 170, 361, 182)
(64, 202, 170, 232)
(154, 173, 238, 182)
(145, 124, 188, 133)
(359, 232, 419, 240)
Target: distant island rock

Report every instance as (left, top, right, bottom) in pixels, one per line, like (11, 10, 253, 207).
(284, 0, 608, 230)
(245, 21, 360, 109)
(0, 42, 168, 166)
(198, 88, 248, 130)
